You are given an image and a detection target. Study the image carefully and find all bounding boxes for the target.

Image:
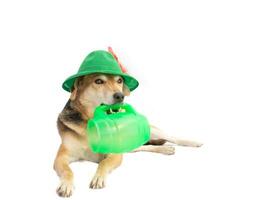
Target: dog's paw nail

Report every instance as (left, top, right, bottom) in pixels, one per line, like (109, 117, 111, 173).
(56, 181, 74, 197)
(89, 175, 106, 189)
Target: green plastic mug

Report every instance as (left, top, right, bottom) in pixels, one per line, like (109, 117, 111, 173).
(87, 103, 150, 153)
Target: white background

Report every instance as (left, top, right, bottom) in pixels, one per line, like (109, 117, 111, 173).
(0, 0, 268, 199)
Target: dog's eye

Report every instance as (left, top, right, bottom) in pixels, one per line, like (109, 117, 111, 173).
(117, 78, 123, 84)
(95, 79, 104, 84)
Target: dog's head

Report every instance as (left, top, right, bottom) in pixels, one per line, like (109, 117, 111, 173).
(70, 74, 130, 109)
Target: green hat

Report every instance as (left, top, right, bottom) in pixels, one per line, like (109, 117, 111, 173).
(62, 50, 139, 92)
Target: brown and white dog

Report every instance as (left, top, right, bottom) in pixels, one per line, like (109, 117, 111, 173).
(54, 74, 202, 197)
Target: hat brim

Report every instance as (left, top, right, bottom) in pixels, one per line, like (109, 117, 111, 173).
(62, 70, 139, 92)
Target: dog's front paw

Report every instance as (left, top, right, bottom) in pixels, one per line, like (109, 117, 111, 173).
(56, 181, 74, 197)
(89, 174, 106, 189)
(160, 146, 175, 155)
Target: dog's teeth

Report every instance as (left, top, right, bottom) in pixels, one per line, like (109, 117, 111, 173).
(118, 108, 125, 113)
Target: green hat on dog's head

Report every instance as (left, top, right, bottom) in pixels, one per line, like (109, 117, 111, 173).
(62, 49, 139, 92)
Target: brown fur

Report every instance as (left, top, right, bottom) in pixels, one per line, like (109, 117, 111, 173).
(145, 139, 166, 145)
(54, 73, 202, 197)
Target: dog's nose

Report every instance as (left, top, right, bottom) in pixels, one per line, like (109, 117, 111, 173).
(113, 92, 124, 102)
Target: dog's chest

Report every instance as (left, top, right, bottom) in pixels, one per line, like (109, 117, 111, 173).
(63, 134, 103, 163)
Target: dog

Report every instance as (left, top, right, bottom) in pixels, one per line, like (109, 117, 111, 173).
(54, 73, 202, 197)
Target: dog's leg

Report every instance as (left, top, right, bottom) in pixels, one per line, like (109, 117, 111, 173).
(132, 145, 175, 155)
(150, 125, 203, 147)
(89, 154, 122, 189)
(53, 144, 74, 197)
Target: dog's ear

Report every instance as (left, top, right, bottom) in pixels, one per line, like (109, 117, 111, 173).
(70, 77, 83, 101)
(123, 84, 130, 96)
